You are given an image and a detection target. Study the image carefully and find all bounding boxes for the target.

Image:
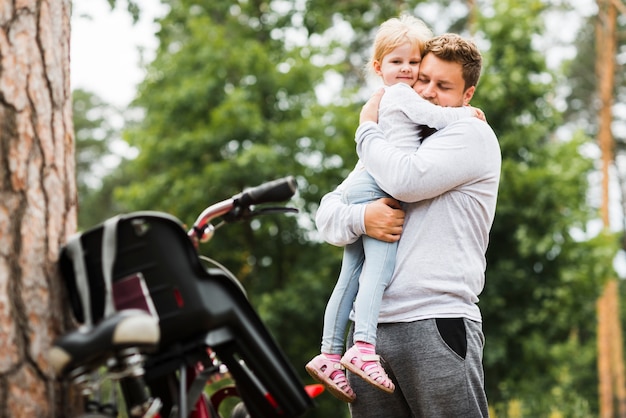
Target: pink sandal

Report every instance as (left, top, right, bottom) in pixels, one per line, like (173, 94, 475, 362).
(340, 345, 395, 393)
(305, 354, 356, 402)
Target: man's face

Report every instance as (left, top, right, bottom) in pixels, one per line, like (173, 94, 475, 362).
(413, 53, 475, 107)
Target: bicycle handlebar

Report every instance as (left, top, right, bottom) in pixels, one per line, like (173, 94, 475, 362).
(189, 176, 297, 243)
(234, 176, 296, 207)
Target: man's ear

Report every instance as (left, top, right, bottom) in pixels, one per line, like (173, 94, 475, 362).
(463, 86, 476, 106)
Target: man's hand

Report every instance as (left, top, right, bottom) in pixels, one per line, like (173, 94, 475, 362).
(359, 88, 385, 124)
(364, 198, 404, 242)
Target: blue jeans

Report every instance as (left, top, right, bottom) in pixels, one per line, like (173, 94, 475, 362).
(321, 170, 397, 353)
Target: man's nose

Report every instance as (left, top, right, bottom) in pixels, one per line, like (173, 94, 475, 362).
(420, 83, 435, 98)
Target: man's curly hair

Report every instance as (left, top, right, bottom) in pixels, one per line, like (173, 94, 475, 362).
(424, 34, 483, 89)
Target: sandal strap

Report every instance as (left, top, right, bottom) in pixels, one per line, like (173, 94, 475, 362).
(360, 354, 380, 362)
(366, 367, 388, 380)
(363, 363, 393, 388)
(332, 370, 349, 385)
(332, 362, 346, 371)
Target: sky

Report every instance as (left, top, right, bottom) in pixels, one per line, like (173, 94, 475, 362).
(70, 0, 167, 108)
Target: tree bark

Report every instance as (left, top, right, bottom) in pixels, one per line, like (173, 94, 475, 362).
(0, 0, 78, 416)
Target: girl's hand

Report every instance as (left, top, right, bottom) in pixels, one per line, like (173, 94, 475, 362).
(360, 88, 386, 124)
(469, 106, 486, 122)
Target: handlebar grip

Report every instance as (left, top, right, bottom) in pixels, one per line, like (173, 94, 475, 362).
(235, 176, 297, 207)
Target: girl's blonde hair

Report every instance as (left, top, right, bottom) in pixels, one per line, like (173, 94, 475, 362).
(367, 15, 433, 71)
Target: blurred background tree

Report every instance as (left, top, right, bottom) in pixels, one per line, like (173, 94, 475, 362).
(73, 89, 134, 228)
(73, 0, 624, 416)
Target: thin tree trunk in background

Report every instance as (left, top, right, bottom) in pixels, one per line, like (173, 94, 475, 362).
(0, 0, 78, 416)
(609, 279, 626, 416)
(467, 0, 477, 34)
(595, 0, 624, 416)
(599, 291, 614, 418)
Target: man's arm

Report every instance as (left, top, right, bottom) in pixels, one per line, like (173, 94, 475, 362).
(315, 181, 404, 245)
(315, 184, 365, 247)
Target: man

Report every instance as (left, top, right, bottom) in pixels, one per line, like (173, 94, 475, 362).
(315, 33, 501, 417)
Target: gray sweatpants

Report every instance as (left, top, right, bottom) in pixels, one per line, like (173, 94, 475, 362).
(346, 318, 489, 418)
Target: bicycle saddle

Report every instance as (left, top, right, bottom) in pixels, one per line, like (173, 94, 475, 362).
(49, 309, 159, 378)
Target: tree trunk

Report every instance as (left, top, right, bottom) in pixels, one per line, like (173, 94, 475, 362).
(595, 0, 625, 416)
(0, 0, 78, 416)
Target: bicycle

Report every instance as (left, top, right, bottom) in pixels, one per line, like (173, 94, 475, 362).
(49, 176, 319, 417)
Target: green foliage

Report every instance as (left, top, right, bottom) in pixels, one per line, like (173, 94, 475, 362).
(73, 89, 131, 229)
(257, 241, 349, 416)
(75, 0, 620, 416)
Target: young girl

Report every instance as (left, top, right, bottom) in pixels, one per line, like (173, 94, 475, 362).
(306, 15, 485, 403)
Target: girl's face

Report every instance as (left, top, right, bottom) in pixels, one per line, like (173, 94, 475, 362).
(373, 43, 422, 87)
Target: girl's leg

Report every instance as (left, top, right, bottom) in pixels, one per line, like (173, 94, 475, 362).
(309, 170, 392, 401)
(339, 199, 397, 394)
(352, 235, 396, 345)
(320, 240, 364, 354)
(320, 169, 386, 353)
(307, 240, 363, 403)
